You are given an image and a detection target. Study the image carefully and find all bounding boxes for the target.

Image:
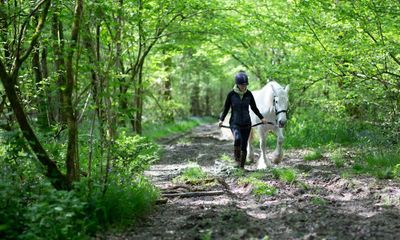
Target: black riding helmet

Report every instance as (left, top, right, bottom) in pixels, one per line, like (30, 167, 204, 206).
(235, 71, 249, 85)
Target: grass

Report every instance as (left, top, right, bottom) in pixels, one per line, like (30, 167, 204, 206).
(220, 153, 232, 163)
(282, 108, 375, 148)
(173, 165, 210, 184)
(200, 229, 213, 240)
(271, 167, 297, 184)
(330, 149, 346, 168)
(310, 196, 327, 206)
(255, 107, 399, 181)
(238, 173, 277, 197)
(242, 177, 277, 197)
(352, 148, 400, 179)
(304, 149, 324, 161)
(143, 117, 215, 141)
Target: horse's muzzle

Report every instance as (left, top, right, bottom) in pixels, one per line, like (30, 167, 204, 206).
(278, 120, 286, 128)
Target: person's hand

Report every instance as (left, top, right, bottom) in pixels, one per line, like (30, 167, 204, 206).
(261, 118, 267, 124)
(218, 120, 223, 127)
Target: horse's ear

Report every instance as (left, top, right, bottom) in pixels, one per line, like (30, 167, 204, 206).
(271, 84, 276, 94)
(285, 84, 290, 93)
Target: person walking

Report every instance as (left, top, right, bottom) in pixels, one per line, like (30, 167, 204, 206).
(218, 71, 267, 168)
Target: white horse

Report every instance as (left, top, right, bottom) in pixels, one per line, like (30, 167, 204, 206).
(248, 81, 290, 169)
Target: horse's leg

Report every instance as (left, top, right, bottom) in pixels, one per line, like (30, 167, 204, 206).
(247, 129, 254, 162)
(272, 128, 284, 164)
(257, 128, 272, 169)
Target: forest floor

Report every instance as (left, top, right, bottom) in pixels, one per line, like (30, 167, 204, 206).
(104, 124, 400, 240)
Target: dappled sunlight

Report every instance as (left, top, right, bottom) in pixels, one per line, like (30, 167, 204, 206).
(129, 124, 400, 239)
(2, 0, 399, 238)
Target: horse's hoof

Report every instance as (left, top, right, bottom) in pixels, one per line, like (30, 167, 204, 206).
(272, 153, 283, 164)
(257, 162, 267, 169)
(273, 158, 282, 164)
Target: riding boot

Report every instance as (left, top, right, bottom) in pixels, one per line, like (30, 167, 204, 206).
(234, 146, 241, 166)
(240, 151, 247, 168)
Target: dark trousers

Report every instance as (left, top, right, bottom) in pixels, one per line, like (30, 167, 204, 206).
(231, 126, 251, 151)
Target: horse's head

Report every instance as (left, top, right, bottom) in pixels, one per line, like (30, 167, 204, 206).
(272, 85, 290, 128)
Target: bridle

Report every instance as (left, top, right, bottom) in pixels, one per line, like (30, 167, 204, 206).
(275, 109, 288, 116)
(273, 95, 288, 122)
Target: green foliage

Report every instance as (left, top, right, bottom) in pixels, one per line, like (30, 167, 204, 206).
(352, 148, 400, 179)
(112, 133, 159, 175)
(219, 153, 232, 163)
(284, 108, 367, 148)
(143, 117, 214, 141)
(310, 196, 327, 206)
(88, 176, 159, 227)
(248, 171, 266, 180)
(297, 181, 310, 192)
(304, 149, 324, 161)
(271, 168, 297, 184)
(0, 176, 159, 240)
(330, 149, 346, 168)
(238, 176, 277, 197)
(0, 178, 25, 239)
(21, 185, 88, 240)
(0, 130, 160, 239)
(200, 229, 213, 240)
(2, 0, 400, 238)
(173, 165, 210, 184)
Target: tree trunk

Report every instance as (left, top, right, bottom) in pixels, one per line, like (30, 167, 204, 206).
(0, 0, 70, 190)
(51, 3, 67, 125)
(115, 0, 129, 127)
(205, 86, 211, 116)
(40, 46, 55, 125)
(191, 80, 201, 116)
(0, 62, 69, 190)
(64, 0, 83, 183)
(32, 42, 49, 128)
(163, 54, 174, 122)
(135, 63, 144, 134)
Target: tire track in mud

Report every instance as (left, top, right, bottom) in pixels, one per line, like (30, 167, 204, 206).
(106, 124, 400, 240)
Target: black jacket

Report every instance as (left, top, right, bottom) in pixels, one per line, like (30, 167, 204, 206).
(220, 90, 264, 127)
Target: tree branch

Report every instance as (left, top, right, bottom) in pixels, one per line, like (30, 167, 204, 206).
(12, 0, 51, 80)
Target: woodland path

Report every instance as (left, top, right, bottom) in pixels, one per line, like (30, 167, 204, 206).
(106, 124, 400, 240)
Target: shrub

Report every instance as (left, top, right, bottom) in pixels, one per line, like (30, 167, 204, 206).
(20, 185, 88, 240)
(0, 131, 161, 239)
(112, 133, 159, 177)
(88, 176, 159, 227)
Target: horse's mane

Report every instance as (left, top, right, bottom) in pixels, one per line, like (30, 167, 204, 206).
(251, 80, 287, 118)
(267, 81, 284, 92)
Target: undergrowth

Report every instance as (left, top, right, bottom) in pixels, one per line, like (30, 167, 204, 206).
(143, 117, 215, 141)
(303, 149, 324, 161)
(0, 131, 160, 239)
(352, 148, 400, 179)
(253, 107, 399, 180)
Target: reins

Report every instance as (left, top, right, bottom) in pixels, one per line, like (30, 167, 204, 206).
(220, 121, 275, 129)
(220, 90, 289, 130)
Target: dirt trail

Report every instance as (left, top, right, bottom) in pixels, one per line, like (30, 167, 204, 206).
(108, 124, 400, 240)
